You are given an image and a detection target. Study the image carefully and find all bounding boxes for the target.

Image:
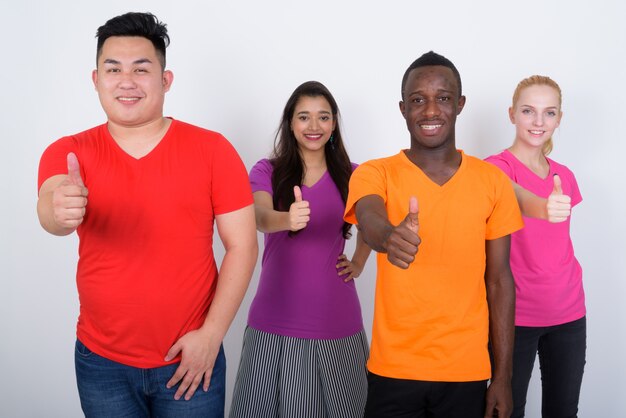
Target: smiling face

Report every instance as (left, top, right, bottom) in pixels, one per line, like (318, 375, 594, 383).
(510, 84, 562, 150)
(92, 36, 173, 128)
(399, 65, 465, 151)
(290, 95, 336, 156)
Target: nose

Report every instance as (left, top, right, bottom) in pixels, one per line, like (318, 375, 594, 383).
(118, 70, 137, 88)
(423, 99, 440, 117)
(533, 113, 544, 126)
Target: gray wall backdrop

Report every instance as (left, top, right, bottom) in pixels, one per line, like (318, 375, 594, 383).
(1, 0, 624, 416)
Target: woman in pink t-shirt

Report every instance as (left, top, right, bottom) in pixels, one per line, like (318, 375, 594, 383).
(486, 75, 585, 418)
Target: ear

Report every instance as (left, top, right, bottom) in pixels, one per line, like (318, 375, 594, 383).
(456, 95, 466, 115)
(508, 106, 515, 124)
(399, 100, 407, 119)
(91, 69, 98, 90)
(162, 70, 174, 92)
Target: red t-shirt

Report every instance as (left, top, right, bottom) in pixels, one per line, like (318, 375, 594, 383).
(38, 119, 253, 367)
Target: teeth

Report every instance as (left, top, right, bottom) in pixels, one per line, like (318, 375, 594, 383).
(118, 97, 139, 102)
(420, 124, 442, 130)
(530, 130, 544, 135)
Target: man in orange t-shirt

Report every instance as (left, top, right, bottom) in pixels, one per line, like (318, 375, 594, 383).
(345, 51, 523, 418)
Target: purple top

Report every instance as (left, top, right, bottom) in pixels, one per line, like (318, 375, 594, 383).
(247, 159, 364, 339)
(486, 150, 585, 326)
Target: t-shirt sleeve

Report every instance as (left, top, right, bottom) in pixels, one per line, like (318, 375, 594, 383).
(485, 153, 515, 181)
(485, 169, 524, 240)
(38, 136, 80, 191)
(211, 136, 254, 215)
(344, 160, 386, 225)
(563, 167, 583, 207)
(249, 159, 274, 195)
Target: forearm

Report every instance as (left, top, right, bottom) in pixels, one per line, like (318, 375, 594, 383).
(513, 182, 548, 220)
(199, 242, 258, 343)
(255, 205, 291, 233)
(354, 196, 394, 253)
(351, 229, 372, 267)
(486, 273, 515, 381)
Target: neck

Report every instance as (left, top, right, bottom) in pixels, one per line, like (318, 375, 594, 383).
(300, 148, 327, 169)
(405, 141, 459, 171)
(107, 117, 172, 158)
(508, 140, 546, 166)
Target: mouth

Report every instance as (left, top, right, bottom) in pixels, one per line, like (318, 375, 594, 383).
(117, 96, 141, 104)
(529, 130, 545, 136)
(304, 134, 323, 141)
(419, 124, 443, 130)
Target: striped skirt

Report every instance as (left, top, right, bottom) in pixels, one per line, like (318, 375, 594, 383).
(229, 327, 369, 418)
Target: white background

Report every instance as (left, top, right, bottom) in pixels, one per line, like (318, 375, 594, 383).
(1, 1, 624, 416)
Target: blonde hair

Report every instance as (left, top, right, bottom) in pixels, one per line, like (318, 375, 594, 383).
(512, 75, 562, 155)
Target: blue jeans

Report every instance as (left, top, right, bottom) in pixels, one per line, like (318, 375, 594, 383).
(75, 339, 225, 418)
(512, 316, 586, 418)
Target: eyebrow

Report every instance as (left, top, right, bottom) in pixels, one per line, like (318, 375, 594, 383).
(296, 110, 331, 115)
(520, 104, 559, 110)
(407, 88, 454, 96)
(102, 58, 154, 65)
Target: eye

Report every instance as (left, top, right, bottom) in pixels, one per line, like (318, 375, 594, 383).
(298, 115, 308, 121)
(438, 96, 451, 102)
(320, 115, 331, 121)
(522, 109, 532, 114)
(547, 111, 557, 117)
(135, 68, 148, 73)
(106, 68, 120, 73)
(411, 98, 425, 104)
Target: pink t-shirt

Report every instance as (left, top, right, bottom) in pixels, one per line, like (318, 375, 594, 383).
(486, 150, 585, 326)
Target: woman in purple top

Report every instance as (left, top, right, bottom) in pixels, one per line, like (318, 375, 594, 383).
(486, 75, 585, 418)
(230, 81, 371, 418)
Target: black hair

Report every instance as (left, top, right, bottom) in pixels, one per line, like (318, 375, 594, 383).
(96, 12, 169, 69)
(401, 51, 462, 99)
(271, 81, 353, 239)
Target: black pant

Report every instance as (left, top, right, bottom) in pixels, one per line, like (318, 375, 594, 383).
(364, 372, 487, 418)
(512, 316, 586, 418)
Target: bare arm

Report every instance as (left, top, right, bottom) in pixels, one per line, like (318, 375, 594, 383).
(483, 235, 515, 418)
(37, 153, 88, 236)
(253, 188, 310, 233)
(511, 175, 570, 222)
(165, 204, 258, 400)
(355, 194, 420, 269)
(336, 229, 373, 281)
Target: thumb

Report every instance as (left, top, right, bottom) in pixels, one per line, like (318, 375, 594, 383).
(405, 196, 419, 233)
(552, 174, 562, 195)
(294, 185, 303, 203)
(67, 152, 85, 187)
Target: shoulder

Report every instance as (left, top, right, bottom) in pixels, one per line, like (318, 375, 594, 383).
(250, 158, 274, 178)
(464, 153, 513, 188)
(548, 157, 576, 177)
(171, 119, 228, 143)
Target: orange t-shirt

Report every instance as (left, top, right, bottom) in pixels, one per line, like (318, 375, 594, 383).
(345, 150, 523, 381)
(38, 119, 253, 368)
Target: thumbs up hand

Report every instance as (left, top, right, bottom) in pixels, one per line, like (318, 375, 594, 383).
(384, 196, 421, 269)
(546, 174, 571, 223)
(52, 152, 89, 229)
(288, 185, 310, 231)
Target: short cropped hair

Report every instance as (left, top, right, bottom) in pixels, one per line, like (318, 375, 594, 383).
(96, 12, 170, 69)
(401, 51, 462, 100)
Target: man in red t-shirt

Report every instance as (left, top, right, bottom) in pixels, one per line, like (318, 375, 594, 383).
(36, 12, 257, 417)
